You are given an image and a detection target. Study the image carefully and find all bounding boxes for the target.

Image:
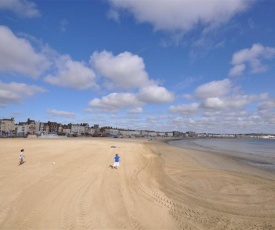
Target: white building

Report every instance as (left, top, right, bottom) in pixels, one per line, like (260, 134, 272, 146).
(165, 132, 174, 137)
(0, 118, 15, 136)
(69, 123, 89, 136)
(147, 131, 157, 137)
(15, 123, 28, 136)
(14, 119, 36, 136)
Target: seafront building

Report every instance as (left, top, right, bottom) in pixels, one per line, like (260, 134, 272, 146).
(1, 117, 274, 139)
(0, 118, 15, 136)
(0, 117, 176, 138)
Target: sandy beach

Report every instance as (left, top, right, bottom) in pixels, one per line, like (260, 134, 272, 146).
(0, 138, 274, 229)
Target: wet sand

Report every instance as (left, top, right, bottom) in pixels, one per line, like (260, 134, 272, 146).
(0, 138, 274, 229)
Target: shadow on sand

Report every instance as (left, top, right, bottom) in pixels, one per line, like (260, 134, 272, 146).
(19, 161, 25, 166)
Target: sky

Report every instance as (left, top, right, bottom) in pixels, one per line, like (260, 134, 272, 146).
(0, 0, 275, 134)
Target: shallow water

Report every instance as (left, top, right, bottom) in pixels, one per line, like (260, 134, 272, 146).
(169, 138, 275, 173)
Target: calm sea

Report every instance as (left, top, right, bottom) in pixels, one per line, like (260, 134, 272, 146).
(169, 138, 275, 172)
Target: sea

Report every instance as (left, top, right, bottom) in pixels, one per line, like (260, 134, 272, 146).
(169, 138, 275, 173)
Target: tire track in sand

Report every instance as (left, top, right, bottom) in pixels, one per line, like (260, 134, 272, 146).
(134, 144, 275, 229)
(62, 173, 97, 230)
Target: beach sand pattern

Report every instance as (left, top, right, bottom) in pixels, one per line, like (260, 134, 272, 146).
(0, 138, 274, 229)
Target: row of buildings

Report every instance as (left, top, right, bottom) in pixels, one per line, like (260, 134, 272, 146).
(3, 117, 272, 139)
(0, 118, 178, 138)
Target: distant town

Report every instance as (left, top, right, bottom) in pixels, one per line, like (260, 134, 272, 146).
(0, 117, 274, 139)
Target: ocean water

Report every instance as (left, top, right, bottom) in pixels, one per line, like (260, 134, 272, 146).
(169, 138, 275, 172)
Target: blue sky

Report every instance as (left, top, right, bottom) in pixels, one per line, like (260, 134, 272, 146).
(0, 0, 275, 134)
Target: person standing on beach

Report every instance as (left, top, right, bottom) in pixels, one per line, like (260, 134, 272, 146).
(19, 149, 25, 165)
(113, 154, 120, 169)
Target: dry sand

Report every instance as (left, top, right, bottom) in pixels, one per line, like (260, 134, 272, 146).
(0, 137, 274, 229)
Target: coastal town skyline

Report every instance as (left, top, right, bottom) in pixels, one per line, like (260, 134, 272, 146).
(0, 0, 275, 134)
(1, 117, 274, 138)
(0, 117, 177, 137)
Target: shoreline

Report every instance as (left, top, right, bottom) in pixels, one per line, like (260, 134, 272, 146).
(148, 140, 275, 225)
(1, 138, 274, 229)
(168, 138, 275, 177)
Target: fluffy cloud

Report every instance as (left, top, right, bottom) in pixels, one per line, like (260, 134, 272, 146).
(195, 79, 231, 99)
(0, 81, 46, 107)
(88, 85, 174, 112)
(91, 51, 153, 89)
(169, 103, 199, 115)
(0, 0, 40, 18)
(47, 109, 75, 118)
(137, 85, 174, 103)
(0, 26, 49, 78)
(44, 55, 97, 90)
(200, 94, 264, 111)
(201, 97, 224, 110)
(108, 0, 251, 32)
(89, 92, 142, 112)
(200, 92, 268, 111)
(228, 64, 246, 77)
(0, 26, 96, 89)
(169, 110, 273, 134)
(258, 99, 275, 125)
(170, 77, 269, 122)
(89, 50, 174, 111)
(229, 43, 275, 76)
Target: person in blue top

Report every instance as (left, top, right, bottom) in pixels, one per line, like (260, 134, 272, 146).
(113, 154, 120, 169)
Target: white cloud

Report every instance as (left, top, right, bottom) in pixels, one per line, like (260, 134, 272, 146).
(44, 55, 97, 90)
(0, 81, 46, 107)
(128, 107, 143, 114)
(258, 100, 275, 125)
(47, 109, 75, 118)
(0, 0, 40, 18)
(228, 64, 246, 77)
(108, 0, 251, 33)
(169, 75, 270, 132)
(201, 94, 268, 111)
(0, 26, 49, 78)
(169, 103, 199, 115)
(137, 85, 174, 103)
(90, 50, 174, 107)
(229, 43, 275, 76)
(201, 97, 225, 110)
(91, 50, 153, 89)
(89, 92, 142, 112)
(88, 85, 174, 113)
(195, 79, 231, 99)
(169, 110, 273, 134)
(258, 99, 275, 111)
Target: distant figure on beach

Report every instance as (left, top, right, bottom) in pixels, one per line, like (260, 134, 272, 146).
(113, 154, 120, 169)
(19, 149, 25, 165)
